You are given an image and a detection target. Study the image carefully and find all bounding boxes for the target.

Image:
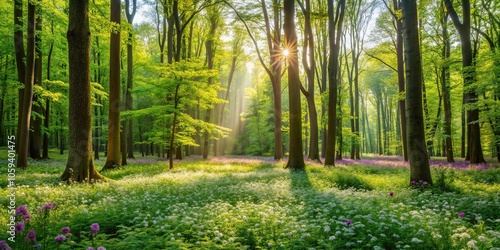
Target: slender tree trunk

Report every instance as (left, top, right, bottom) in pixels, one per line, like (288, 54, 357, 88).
(43, 23, 54, 160)
(299, 0, 321, 162)
(17, 2, 36, 169)
(218, 55, 238, 155)
(30, 4, 43, 160)
(444, 0, 485, 163)
(125, 0, 136, 159)
(402, 0, 432, 184)
(336, 86, 343, 160)
(103, 0, 122, 170)
(14, 0, 26, 152)
(169, 84, 180, 169)
(203, 11, 218, 159)
(325, 0, 346, 166)
(393, 0, 408, 161)
(284, 0, 305, 170)
(376, 99, 382, 154)
(62, 0, 107, 182)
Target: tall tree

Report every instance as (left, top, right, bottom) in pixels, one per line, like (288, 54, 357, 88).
(344, 0, 375, 160)
(30, 2, 43, 160)
(298, 0, 321, 162)
(402, 0, 432, 184)
(440, 3, 454, 162)
(202, 2, 220, 159)
(61, 0, 107, 182)
(103, 0, 122, 170)
(223, 0, 284, 160)
(125, 0, 137, 159)
(444, 0, 486, 163)
(13, 0, 25, 152)
(325, 0, 346, 166)
(17, 1, 36, 169)
(262, 0, 284, 160)
(284, 0, 305, 170)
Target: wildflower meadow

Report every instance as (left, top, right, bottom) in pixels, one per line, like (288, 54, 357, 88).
(1, 153, 499, 249)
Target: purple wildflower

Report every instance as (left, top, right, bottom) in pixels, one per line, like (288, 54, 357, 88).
(87, 247, 95, 250)
(0, 240, 11, 250)
(389, 191, 394, 197)
(91, 223, 100, 236)
(61, 227, 70, 234)
(15, 222, 25, 233)
(25, 229, 36, 243)
(33, 243, 42, 249)
(345, 219, 352, 226)
(97, 247, 106, 250)
(459, 212, 464, 218)
(15, 205, 28, 217)
(55, 234, 66, 243)
(22, 213, 31, 222)
(410, 180, 417, 185)
(41, 202, 57, 212)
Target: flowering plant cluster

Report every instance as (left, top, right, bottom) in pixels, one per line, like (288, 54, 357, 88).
(1, 157, 498, 249)
(1, 204, 105, 250)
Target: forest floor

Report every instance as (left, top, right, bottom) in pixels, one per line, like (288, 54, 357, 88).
(1, 149, 499, 249)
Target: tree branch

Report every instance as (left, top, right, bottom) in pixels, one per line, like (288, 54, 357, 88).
(363, 49, 397, 72)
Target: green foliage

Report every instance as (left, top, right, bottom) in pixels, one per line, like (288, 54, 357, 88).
(128, 60, 229, 151)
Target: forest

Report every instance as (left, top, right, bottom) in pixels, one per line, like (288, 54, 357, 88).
(0, 0, 499, 249)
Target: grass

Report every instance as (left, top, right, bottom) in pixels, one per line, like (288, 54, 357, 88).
(1, 150, 499, 249)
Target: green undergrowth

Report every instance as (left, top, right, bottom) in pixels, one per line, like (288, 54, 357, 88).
(1, 154, 499, 249)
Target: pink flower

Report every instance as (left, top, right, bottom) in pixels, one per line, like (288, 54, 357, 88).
(459, 212, 464, 218)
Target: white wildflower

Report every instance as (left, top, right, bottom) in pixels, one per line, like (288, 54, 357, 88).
(467, 240, 476, 248)
(411, 238, 422, 243)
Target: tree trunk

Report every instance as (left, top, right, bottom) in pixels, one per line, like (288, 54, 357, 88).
(402, 0, 432, 184)
(325, 0, 346, 166)
(203, 12, 218, 160)
(17, 2, 36, 169)
(284, 0, 305, 170)
(394, 0, 408, 161)
(30, 4, 43, 160)
(169, 84, 180, 169)
(103, 0, 122, 170)
(43, 22, 55, 160)
(125, 0, 136, 159)
(62, 0, 107, 182)
(264, 0, 284, 160)
(444, 0, 485, 163)
(14, 0, 26, 152)
(376, 98, 382, 154)
(299, 0, 321, 162)
(218, 54, 238, 155)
